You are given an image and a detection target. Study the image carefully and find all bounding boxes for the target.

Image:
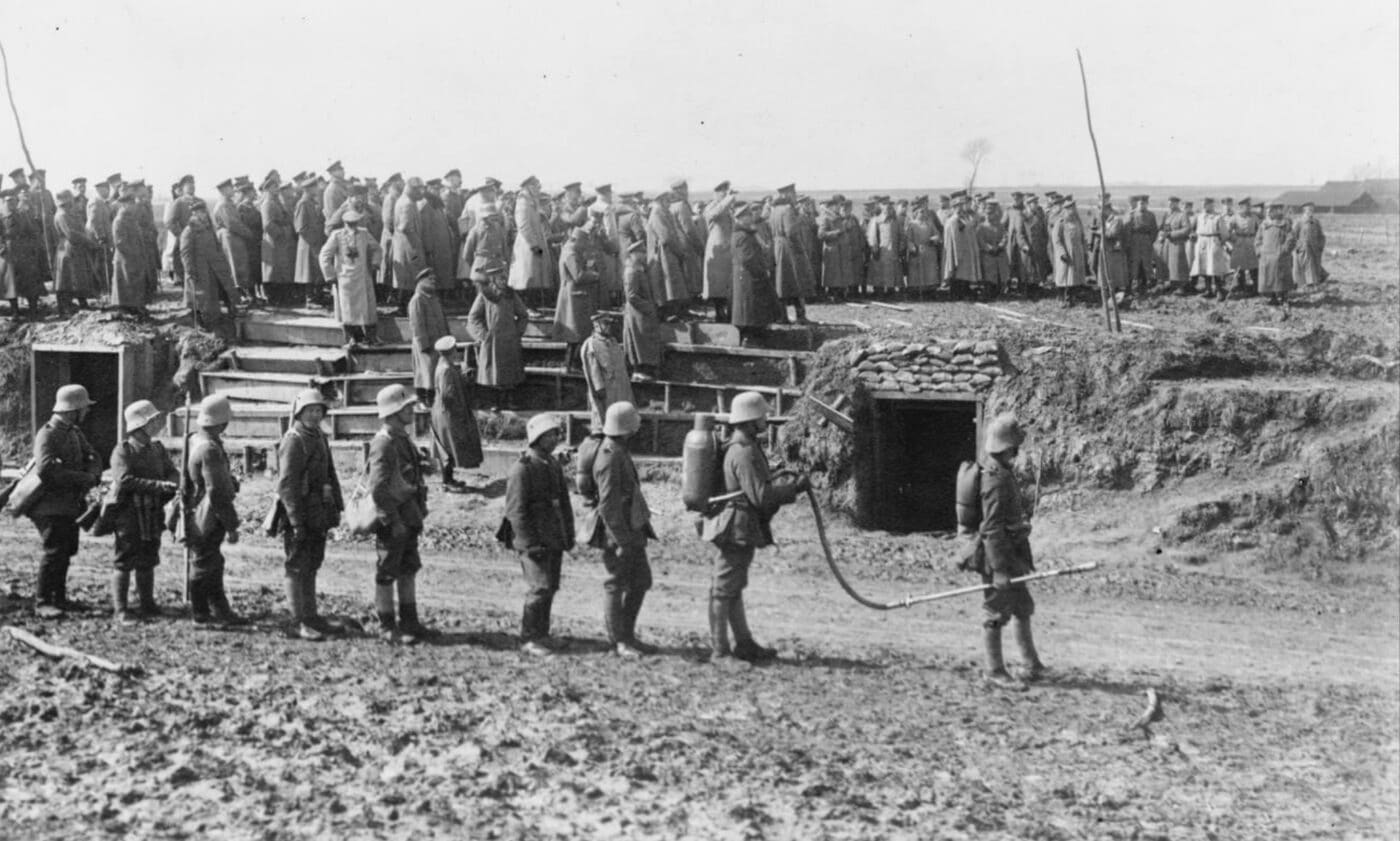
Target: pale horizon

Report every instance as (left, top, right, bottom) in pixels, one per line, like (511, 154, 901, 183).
(3, 0, 1397, 193)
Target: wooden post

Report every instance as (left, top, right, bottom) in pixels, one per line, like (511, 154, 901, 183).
(1076, 49, 1122, 334)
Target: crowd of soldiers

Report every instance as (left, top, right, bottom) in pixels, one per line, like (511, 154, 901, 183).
(1, 166, 1330, 337)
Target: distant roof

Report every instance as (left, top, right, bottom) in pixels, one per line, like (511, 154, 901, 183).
(1273, 190, 1324, 207)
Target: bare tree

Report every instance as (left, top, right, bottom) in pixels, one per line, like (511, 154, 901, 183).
(962, 138, 993, 190)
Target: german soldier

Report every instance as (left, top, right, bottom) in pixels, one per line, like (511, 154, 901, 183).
(368, 384, 434, 644)
(582, 401, 657, 657)
(430, 335, 483, 493)
(976, 413, 1045, 690)
(185, 394, 247, 628)
(502, 413, 575, 656)
(30, 384, 102, 617)
(701, 391, 807, 663)
(108, 400, 179, 623)
(580, 310, 633, 433)
(278, 389, 344, 641)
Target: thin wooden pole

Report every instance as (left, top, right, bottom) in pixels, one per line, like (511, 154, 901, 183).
(1075, 49, 1121, 334)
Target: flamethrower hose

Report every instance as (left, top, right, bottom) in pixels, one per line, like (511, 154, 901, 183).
(804, 488, 1100, 610)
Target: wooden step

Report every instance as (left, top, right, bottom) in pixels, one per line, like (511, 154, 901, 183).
(219, 346, 349, 375)
(200, 370, 320, 405)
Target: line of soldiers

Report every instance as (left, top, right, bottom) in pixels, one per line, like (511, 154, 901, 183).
(22, 379, 811, 665)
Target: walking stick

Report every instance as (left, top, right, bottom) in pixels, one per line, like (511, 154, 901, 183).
(1075, 49, 1121, 334)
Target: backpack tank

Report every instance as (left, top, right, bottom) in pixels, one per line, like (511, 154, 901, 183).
(682, 414, 720, 512)
(955, 460, 982, 533)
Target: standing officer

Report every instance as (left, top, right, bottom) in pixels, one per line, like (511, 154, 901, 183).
(1189, 198, 1231, 301)
(580, 311, 633, 433)
(1125, 195, 1159, 295)
(108, 400, 179, 624)
(582, 401, 657, 657)
(700, 392, 807, 663)
(30, 384, 102, 617)
(430, 336, 483, 493)
(975, 413, 1045, 691)
(502, 413, 574, 656)
(185, 394, 247, 628)
(368, 384, 433, 644)
(277, 389, 344, 641)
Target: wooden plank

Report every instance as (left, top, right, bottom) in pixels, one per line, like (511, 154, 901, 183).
(868, 389, 981, 403)
(804, 394, 853, 433)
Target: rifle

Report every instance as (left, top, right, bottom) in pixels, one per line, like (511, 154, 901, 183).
(176, 391, 193, 602)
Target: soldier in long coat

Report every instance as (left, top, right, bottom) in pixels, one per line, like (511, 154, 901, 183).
(771, 192, 812, 319)
(553, 223, 604, 367)
(85, 181, 113, 296)
(589, 186, 624, 307)
(260, 177, 295, 297)
(1189, 198, 1231, 300)
(1291, 203, 1326, 287)
(702, 182, 737, 320)
(378, 177, 402, 290)
(1051, 200, 1088, 303)
(430, 337, 483, 491)
(730, 203, 782, 341)
(458, 204, 509, 286)
(466, 268, 530, 392)
(1087, 202, 1128, 293)
(318, 208, 381, 345)
(942, 194, 982, 298)
(181, 201, 237, 326)
(667, 182, 705, 299)
(581, 312, 634, 432)
(321, 162, 349, 231)
(1125, 195, 1158, 294)
(109, 192, 147, 311)
(646, 191, 688, 312)
(1256, 202, 1296, 302)
(408, 270, 449, 404)
(133, 182, 161, 297)
(164, 176, 197, 286)
(213, 180, 254, 299)
(977, 202, 1011, 296)
(1005, 195, 1034, 292)
(509, 177, 551, 303)
(234, 182, 263, 301)
(28, 170, 59, 271)
(905, 203, 941, 294)
(293, 181, 328, 300)
(52, 191, 100, 311)
(1, 189, 48, 315)
(392, 179, 427, 295)
(841, 201, 866, 293)
(622, 240, 662, 378)
(817, 199, 849, 297)
(419, 187, 457, 294)
(1228, 200, 1260, 297)
(1157, 197, 1192, 290)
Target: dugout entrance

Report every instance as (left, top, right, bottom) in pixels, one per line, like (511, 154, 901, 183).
(857, 392, 982, 533)
(31, 343, 154, 470)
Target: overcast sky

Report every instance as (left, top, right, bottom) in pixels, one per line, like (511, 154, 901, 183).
(3, 0, 1397, 193)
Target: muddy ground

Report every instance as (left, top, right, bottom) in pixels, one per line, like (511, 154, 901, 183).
(1, 214, 1397, 839)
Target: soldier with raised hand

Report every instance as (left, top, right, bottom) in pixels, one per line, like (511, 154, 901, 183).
(502, 413, 574, 656)
(106, 400, 179, 623)
(582, 401, 657, 658)
(368, 384, 433, 645)
(701, 391, 807, 664)
(185, 394, 247, 628)
(975, 413, 1045, 691)
(277, 389, 344, 641)
(29, 384, 102, 618)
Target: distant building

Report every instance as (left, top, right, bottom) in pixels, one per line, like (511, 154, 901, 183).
(1272, 180, 1400, 213)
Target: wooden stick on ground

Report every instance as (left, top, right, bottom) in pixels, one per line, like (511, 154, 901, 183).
(1119, 319, 1157, 331)
(869, 301, 914, 313)
(974, 302, 1078, 331)
(844, 301, 870, 309)
(4, 625, 133, 675)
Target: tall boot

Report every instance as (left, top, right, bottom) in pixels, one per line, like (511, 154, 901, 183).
(397, 576, 435, 639)
(1013, 617, 1046, 681)
(303, 573, 340, 633)
(793, 298, 810, 325)
(375, 583, 399, 642)
(729, 594, 776, 662)
(604, 589, 632, 655)
(286, 575, 322, 641)
(190, 578, 214, 626)
(708, 596, 733, 660)
(983, 626, 1026, 690)
(621, 590, 657, 654)
(111, 571, 137, 624)
(211, 581, 248, 627)
(135, 568, 159, 617)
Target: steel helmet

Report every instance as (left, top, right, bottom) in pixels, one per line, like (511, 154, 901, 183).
(375, 384, 417, 419)
(123, 399, 162, 431)
(197, 394, 233, 427)
(291, 388, 329, 420)
(728, 391, 770, 425)
(603, 401, 641, 437)
(984, 412, 1026, 454)
(526, 413, 563, 446)
(52, 384, 94, 413)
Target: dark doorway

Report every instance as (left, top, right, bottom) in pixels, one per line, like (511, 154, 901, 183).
(869, 398, 979, 532)
(32, 349, 123, 470)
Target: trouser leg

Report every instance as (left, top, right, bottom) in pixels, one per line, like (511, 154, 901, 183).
(135, 568, 158, 613)
(111, 571, 130, 616)
(1014, 616, 1045, 677)
(708, 595, 732, 657)
(520, 549, 560, 642)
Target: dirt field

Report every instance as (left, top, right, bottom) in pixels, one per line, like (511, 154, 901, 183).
(0, 214, 1396, 839)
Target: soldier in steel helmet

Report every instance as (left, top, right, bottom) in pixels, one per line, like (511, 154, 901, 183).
(501, 412, 575, 656)
(581, 401, 658, 657)
(28, 384, 103, 617)
(107, 400, 180, 623)
(185, 394, 248, 628)
(277, 389, 344, 641)
(368, 384, 434, 644)
(700, 391, 808, 663)
(977, 412, 1045, 690)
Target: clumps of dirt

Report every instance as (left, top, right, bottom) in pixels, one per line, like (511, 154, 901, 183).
(1150, 327, 1399, 382)
(778, 336, 860, 512)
